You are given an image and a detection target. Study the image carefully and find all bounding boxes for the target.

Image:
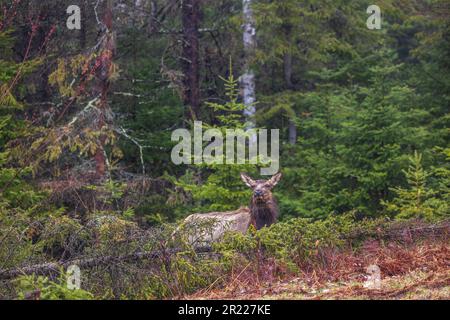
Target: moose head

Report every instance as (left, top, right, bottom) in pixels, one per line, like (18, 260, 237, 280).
(240, 172, 282, 229)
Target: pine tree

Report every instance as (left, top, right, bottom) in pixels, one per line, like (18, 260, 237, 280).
(384, 151, 438, 220)
(175, 66, 261, 214)
(0, 28, 43, 207)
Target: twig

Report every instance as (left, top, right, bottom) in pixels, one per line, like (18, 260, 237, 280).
(114, 127, 149, 175)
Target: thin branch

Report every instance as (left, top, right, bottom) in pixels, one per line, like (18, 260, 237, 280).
(68, 96, 100, 127)
(114, 127, 148, 175)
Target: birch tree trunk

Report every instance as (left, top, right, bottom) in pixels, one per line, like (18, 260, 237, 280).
(134, 0, 145, 24)
(241, 0, 256, 129)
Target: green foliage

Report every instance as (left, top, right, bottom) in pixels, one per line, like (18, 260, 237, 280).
(384, 151, 449, 220)
(0, 30, 41, 109)
(143, 253, 221, 299)
(249, 0, 449, 220)
(85, 179, 127, 208)
(115, 28, 184, 176)
(174, 69, 265, 214)
(205, 64, 247, 128)
(0, 0, 449, 300)
(214, 213, 387, 272)
(15, 274, 93, 300)
(269, 43, 445, 219)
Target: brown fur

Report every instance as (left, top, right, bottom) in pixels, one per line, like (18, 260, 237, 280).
(240, 172, 282, 230)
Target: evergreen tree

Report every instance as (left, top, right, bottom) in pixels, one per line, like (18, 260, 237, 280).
(384, 151, 448, 221)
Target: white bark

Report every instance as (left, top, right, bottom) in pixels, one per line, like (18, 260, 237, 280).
(134, 0, 146, 24)
(241, 0, 257, 129)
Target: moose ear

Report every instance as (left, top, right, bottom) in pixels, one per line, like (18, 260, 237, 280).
(240, 173, 256, 188)
(266, 172, 282, 188)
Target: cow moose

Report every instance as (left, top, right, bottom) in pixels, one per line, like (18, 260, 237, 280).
(175, 172, 282, 245)
(240, 172, 282, 230)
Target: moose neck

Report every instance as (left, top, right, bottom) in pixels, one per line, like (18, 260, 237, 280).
(250, 198, 278, 230)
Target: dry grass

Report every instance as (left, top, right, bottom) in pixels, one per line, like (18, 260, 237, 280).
(184, 240, 450, 300)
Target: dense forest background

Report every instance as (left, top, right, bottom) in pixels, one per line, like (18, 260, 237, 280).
(0, 0, 449, 299)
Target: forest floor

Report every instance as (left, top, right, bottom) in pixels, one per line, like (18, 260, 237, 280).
(186, 268, 449, 300)
(185, 241, 450, 300)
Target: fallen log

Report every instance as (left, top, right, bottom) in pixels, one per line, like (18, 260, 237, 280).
(2, 219, 448, 281)
(0, 246, 212, 281)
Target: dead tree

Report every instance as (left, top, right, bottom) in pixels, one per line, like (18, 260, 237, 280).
(92, 0, 116, 178)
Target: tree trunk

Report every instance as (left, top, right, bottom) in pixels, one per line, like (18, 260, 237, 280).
(182, 0, 201, 120)
(284, 52, 293, 89)
(79, 0, 87, 49)
(241, 0, 256, 129)
(0, 247, 213, 280)
(134, 0, 146, 26)
(284, 52, 297, 145)
(93, 0, 115, 178)
(288, 119, 297, 145)
(148, 0, 158, 34)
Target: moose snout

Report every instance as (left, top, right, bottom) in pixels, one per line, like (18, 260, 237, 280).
(254, 190, 263, 196)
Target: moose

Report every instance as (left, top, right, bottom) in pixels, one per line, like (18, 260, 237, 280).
(176, 172, 282, 244)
